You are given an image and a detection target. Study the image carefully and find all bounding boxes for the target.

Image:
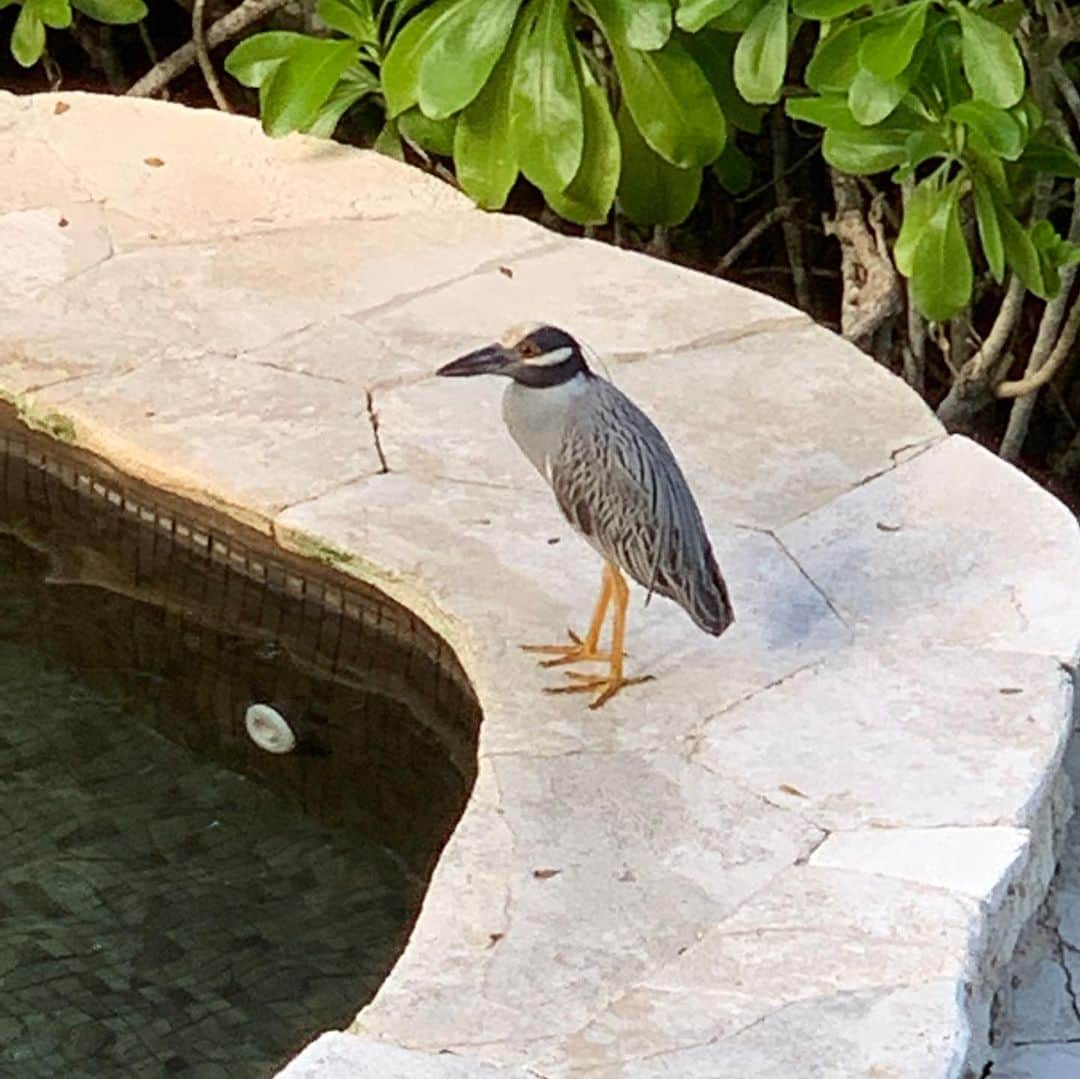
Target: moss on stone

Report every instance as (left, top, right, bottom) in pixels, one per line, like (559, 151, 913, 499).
(16, 398, 77, 443)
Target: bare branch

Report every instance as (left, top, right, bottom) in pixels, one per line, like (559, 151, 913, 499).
(127, 0, 292, 98)
(715, 204, 794, 272)
(996, 285, 1080, 399)
(825, 170, 902, 346)
(935, 276, 1026, 428)
(998, 175, 1080, 460)
(193, 0, 233, 112)
(771, 109, 812, 313)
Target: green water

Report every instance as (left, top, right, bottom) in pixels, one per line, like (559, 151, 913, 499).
(0, 534, 417, 1078)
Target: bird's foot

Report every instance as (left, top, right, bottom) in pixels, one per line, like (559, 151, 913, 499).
(521, 630, 612, 668)
(546, 669, 654, 709)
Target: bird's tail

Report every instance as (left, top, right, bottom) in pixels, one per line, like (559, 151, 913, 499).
(692, 544, 735, 637)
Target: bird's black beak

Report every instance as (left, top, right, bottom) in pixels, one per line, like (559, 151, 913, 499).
(436, 343, 516, 378)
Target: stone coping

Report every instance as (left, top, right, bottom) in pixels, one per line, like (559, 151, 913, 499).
(2, 91, 1079, 1078)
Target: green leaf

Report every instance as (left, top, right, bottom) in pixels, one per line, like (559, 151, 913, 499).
(262, 38, 358, 137)
(616, 103, 702, 226)
(920, 16, 965, 110)
(603, 0, 672, 50)
(785, 92, 860, 131)
(399, 107, 457, 155)
(822, 125, 908, 173)
(512, 0, 583, 192)
(675, 0, 742, 33)
(848, 65, 909, 126)
(895, 177, 940, 276)
(894, 128, 949, 179)
(682, 28, 765, 133)
(1029, 222, 1080, 296)
(949, 100, 1024, 159)
(455, 29, 519, 209)
(316, 0, 376, 43)
(998, 206, 1044, 295)
(381, 0, 459, 116)
(953, 5, 1024, 109)
(805, 21, 862, 93)
(980, 1, 1024, 34)
(28, 0, 71, 30)
(858, 1, 928, 81)
(734, 0, 788, 104)
(374, 118, 406, 159)
(793, 0, 863, 18)
(11, 4, 44, 65)
(418, 0, 523, 119)
(707, 0, 766, 32)
(910, 181, 972, 321)
(596, 6, 726, 167)
(546, 61, 619, 224)
(1017, 134, 1080, 179)
(305, 62, 378, 137)
(69, 0, 145, 23)
(225, 32, 309, 88)
(971, 171, 1004, 281)
(712, 139, 754, 193)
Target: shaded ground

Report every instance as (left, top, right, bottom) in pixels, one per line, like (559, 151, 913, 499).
(0, 535, 413, 1079)
(991, 682, 1080, 1079)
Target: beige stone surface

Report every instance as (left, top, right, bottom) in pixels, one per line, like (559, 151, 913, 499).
(353, 236, 810, 360)
(30, 355, 382, 515)
(2, 92, 1079, 1079)
(372, 320, 944, 528)
(693, 645, 1074, 830)
(779, 435, 1080, 658)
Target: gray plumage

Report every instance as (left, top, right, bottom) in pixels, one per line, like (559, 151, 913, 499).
(437, 323, 734, 639)
(505, 370, 734, 636)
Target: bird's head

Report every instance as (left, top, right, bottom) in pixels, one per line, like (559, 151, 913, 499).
(437, 323, 593, 387)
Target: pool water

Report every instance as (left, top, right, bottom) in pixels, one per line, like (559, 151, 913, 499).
(0, 532, 416, 1077)
(0, 415, 479, 1079)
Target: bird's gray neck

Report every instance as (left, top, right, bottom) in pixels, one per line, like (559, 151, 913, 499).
(501, 373, 590, 479)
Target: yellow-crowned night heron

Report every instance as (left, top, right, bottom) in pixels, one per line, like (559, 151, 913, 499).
(437, 323, 734, 708)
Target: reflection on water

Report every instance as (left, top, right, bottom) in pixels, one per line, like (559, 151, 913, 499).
(0, 413, 481, 1077)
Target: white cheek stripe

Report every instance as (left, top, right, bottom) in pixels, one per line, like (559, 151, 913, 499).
(528, 346, 573, 367)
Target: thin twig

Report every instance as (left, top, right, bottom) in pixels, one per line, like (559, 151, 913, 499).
(936, 168, 1055, 428)
(193, 0, 233, 111)
(128, 0, 292, 98)
(771, 109, 812, 312)
(901, 179, 926, 395)
(998, 175, 1080, 459)
(996, 284, 1080, 399)
(715, 204, 793, 272)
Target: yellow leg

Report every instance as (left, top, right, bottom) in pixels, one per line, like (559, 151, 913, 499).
(545, 563, 653, 709)
(521, 563, 614, 666)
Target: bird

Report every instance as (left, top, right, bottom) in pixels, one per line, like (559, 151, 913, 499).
(436, 323, 734, 708)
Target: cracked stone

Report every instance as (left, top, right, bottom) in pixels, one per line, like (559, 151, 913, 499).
(536, 866, 974, 1073)
(29, 355, 382, 517)
(991, 1044, 1080, 1079)
(359, 750, 821, 1058)
(373, 323, 942, 530)
(352, 235, 806, 359)
(275, 472, 849, 757)
(778, 436, 1080, 659)
(693, 645, 1073, 831)
(277, 1033, 532, 1078)
(607, 980, 963, 1078)
(1, 205, 112, 303)
(810, 826, 1030, 899)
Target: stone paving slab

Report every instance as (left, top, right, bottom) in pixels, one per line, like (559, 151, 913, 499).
(3, 91, 1080, 1079)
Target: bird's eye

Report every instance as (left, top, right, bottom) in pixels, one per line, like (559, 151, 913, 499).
(518, 340, 540, 359)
